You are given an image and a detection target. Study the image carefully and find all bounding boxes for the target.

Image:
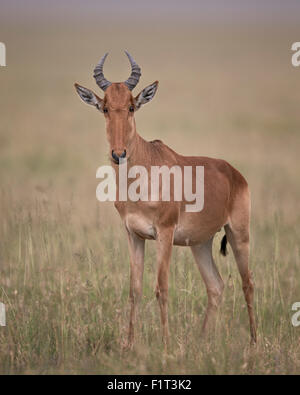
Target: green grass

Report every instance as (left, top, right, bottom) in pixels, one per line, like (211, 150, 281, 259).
(1, 193, 300, 374)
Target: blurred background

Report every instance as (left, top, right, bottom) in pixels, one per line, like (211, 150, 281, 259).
(1, 0, 300, 374)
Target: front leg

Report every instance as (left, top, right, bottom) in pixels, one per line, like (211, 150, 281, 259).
(155, 226, 175, 348)
(126, 230, 145, 349)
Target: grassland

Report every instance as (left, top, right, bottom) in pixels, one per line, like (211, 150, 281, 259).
(0, 6, 300, 374)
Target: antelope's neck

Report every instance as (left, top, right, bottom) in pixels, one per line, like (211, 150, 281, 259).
(128, 132, 152, 168)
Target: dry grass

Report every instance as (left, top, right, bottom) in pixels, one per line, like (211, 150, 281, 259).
(1, 4, 300, 374)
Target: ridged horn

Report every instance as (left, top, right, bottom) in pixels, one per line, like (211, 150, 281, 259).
(124, 51, 141, 91)
(93, 53, 111, 91)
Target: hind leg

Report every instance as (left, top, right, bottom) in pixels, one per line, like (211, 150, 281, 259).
(191, 238, 224, 336)
(225, 192, 257, 344)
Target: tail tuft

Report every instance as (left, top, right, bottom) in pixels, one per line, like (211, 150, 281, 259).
(220, 235, 228, 256)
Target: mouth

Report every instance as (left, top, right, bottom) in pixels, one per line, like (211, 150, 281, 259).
(110, 156, 128, 166)
(111, 158, 128, 165)
(111, 158, 120, 165)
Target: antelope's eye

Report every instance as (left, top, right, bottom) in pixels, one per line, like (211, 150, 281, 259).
(103, 107, 108, 113)
(129, 105, 134, 113)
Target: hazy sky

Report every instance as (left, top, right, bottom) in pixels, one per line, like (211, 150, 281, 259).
(1, 0, 300, 23)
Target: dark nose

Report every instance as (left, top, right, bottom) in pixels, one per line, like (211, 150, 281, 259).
(112, 149, 126, 164)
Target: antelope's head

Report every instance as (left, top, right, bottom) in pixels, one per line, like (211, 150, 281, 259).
(75, 52, 158, 164)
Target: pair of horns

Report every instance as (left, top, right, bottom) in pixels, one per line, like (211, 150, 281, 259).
(93, 51, 141, 92)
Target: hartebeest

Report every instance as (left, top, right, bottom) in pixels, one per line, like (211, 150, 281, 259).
(74, 52, 257, 347)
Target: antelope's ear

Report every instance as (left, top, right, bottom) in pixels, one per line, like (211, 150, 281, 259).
(134, 81, 158, 110)
(74, 83, 103, 111)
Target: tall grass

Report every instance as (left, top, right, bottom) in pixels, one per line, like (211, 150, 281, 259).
(1, 190, 300, 374)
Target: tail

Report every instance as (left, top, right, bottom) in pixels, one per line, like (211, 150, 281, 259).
(220, 235, 228, 256)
